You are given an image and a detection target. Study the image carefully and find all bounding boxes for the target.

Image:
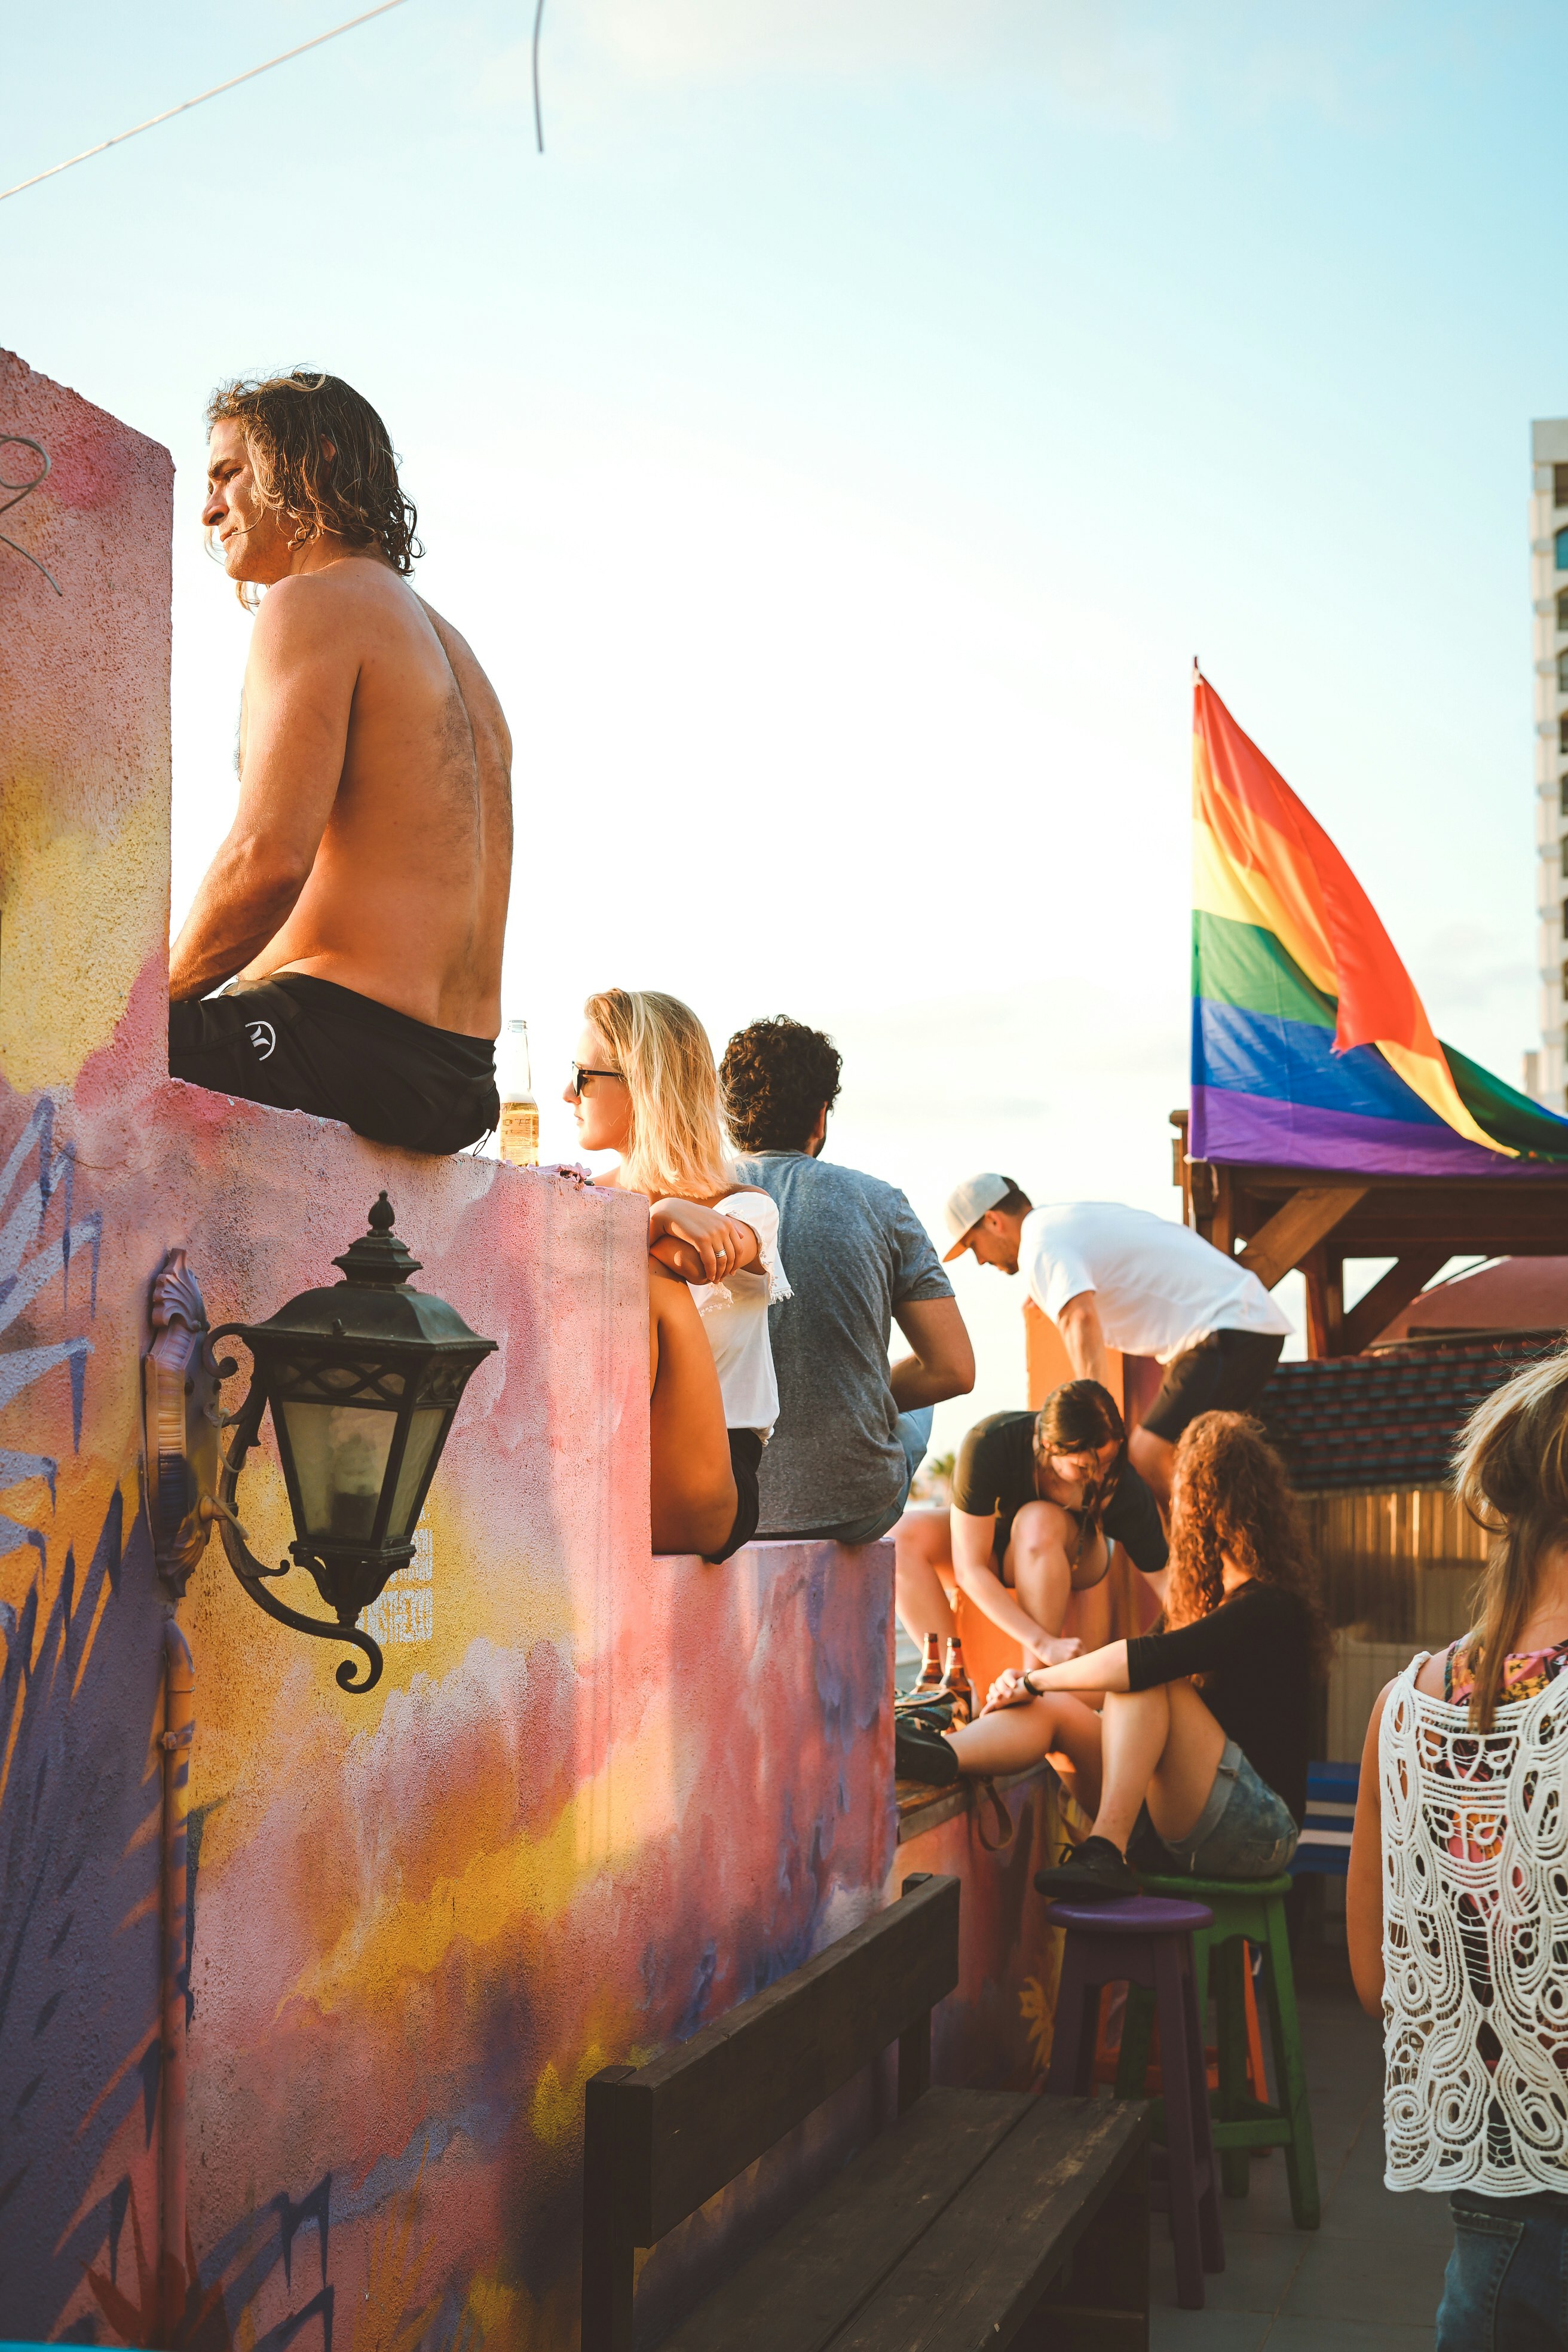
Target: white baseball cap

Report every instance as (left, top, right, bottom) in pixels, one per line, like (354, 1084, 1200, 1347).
(942, 1172, 1012, 1261)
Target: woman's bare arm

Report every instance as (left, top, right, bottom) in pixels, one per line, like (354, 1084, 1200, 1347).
(650, 1198, 761, 1282)
(1022, 1639, 1132, 1695)
(1347, 1683, 1392, 2016)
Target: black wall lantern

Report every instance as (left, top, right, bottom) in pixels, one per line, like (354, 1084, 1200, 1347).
(203, 1195, 497, 1693)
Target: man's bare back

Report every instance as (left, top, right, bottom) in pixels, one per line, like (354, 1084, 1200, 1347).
(168, 376, 513, 1154)
(224, 561, 511, 1036)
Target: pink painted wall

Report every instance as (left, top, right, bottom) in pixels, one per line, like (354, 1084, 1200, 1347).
(0, 353, 897, 2349)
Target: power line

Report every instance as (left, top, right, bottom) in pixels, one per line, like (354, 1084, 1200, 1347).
(0, 1, 411, 206)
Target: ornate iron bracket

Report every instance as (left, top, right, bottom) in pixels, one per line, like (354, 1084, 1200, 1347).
(1, 436, 62, 596)
(208, 1327, 383, 1693)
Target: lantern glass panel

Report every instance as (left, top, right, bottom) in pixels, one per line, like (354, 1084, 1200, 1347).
(279, 1399, 396, 1545)
(387, 1407, 447, 1543)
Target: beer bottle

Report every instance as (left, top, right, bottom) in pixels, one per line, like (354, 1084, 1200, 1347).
(914, 1633, 944, 1693)
(940, 1636, 973, 1723)
(498, 1019, 539, 1167)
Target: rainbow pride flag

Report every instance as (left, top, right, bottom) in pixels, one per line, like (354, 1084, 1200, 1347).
(1191, 676, 1568, 1174)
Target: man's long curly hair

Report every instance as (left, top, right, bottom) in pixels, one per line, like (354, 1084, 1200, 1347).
(206, 371, 421, 601)
(721, 1016, 843, 1153)
(1165, 1411, 1332, 1679)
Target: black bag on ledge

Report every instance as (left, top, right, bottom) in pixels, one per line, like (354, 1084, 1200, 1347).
(893, 1692, 961, 1786)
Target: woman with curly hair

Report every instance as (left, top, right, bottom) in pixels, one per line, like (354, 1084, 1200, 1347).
(947, 1410, 1330, 1900)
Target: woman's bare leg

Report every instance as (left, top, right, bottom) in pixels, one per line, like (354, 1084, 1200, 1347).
(1005, 1500, 1076, 1644)
(893, 1509, 957, 1651)
(947, 1690, 1104, 1812)
(648, 1263, 736, 1557)
(1091, 1678, 1227, 1852)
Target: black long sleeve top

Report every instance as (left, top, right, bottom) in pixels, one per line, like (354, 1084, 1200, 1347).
(1125, 1580, 1311, 1824)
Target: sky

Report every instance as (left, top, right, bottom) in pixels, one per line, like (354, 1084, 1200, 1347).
(5, 0, 1566, 1451)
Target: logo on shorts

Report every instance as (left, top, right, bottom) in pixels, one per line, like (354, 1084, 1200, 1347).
(247, 1019, 277, 1061)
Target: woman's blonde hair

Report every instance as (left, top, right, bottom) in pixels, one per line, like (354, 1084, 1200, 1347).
(1452, 1348, 1568, 1731)
(584, 989, 735, 1203)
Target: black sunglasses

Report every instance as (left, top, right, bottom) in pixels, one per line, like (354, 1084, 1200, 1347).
(569, 1063, 623, 1098)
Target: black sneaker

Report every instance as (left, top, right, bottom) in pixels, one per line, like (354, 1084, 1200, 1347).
(1033, 1835, 1140, 1902)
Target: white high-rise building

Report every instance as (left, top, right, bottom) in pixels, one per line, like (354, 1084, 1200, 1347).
(1530, 419, 1568, 1106)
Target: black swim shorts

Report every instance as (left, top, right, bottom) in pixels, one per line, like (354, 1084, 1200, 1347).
(169, 973, 500, 1156)
(1140, 1328, 1286, 1444)
(705, 1429, 764, 1564)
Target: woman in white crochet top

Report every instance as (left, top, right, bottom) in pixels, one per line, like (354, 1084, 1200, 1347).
(564, 987, 789, 1563)
(1348, 1349, 1568, 2350)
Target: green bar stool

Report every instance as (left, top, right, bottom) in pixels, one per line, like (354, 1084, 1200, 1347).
(1114, 1872, 1320, 2230)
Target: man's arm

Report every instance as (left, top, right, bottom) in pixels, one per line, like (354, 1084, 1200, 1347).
(890, 1296, 975, 1410)
(1056, 1290, 1113, 1386)
(169, 576, 359, 1002)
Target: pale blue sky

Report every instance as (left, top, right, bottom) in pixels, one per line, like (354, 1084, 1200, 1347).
(6, 2, 1564, 1437)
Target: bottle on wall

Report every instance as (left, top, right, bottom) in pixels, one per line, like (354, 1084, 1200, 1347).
(914, 1633, 944, 1693)
(498, 1019, 539, 1167)
(939, 1636, 973, 1723)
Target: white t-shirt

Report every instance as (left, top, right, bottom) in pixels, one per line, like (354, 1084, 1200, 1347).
(1022, 1200, 1291, 1365)
(691, 1192, 792, 1440)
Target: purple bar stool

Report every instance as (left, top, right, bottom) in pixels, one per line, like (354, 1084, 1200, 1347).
(1045, 1893, 1224, 2310)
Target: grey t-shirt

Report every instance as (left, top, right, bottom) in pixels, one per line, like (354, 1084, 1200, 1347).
(737, 1152, 953, 1535)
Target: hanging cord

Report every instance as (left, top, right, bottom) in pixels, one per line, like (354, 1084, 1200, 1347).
(0, 0, 410, 206)
(532, 0, 547, 154)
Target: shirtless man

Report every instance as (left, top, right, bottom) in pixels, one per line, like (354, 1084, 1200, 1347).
(169, 370, 512, 1154)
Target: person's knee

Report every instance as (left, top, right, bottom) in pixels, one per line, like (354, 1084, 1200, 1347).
(894, 1508, 950, 1563)
(1009, 1500, 1068, 1561)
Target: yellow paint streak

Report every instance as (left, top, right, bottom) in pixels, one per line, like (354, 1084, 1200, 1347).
(529, 2043, 607, 2148)
(287, 1694, 679, 2022)
(0, 763, 167, 1089)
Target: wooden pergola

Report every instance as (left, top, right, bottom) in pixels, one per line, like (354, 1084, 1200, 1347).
(1171, 1111, 1568, 1358)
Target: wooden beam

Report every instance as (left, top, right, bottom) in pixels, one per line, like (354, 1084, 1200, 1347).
(1339, 1251, 1448, 1357)
(1301, 1246, 1344, 1360)
(1237, 1186, 1367, 1291)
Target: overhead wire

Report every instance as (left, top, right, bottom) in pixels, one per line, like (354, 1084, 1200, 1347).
(0, 0, 412, 206)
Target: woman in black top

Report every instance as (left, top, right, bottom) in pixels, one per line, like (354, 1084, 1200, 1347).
(947, 1411, 1330, 1898)
(898, 1383, 1168, 1669)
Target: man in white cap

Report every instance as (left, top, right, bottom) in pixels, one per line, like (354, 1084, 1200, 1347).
(941, 1177, 1290, 1506)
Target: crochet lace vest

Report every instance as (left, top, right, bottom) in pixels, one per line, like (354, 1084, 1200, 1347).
(1380, 1655, 1568, 2193)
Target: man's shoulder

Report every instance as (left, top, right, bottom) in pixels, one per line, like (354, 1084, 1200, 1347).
(254, 559, 415, 648)
(742, 1154, 908, 1212)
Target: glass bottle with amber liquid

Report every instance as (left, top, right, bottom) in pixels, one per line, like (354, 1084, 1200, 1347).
(913, 1633, 944, 1695)
(939, 1636, 973, 1724)
(498, 1019, 539, 1167)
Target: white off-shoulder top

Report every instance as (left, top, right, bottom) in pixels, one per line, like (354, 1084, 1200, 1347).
(690, 1190, 792, 1441)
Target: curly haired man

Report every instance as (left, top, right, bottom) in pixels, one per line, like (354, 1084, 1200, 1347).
(168, 372, 512, 1153)
(721, 1015, 974, 1548)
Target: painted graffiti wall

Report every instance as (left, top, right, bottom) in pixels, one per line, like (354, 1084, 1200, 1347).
(0, 353, 896, 2351)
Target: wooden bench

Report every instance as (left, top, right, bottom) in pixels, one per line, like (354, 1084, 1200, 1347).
(582, 1871, 1150, 2352)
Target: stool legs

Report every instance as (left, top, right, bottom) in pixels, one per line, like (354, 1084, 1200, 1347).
(1152, 1938, 1224, 2305)
(1046, 1939, 1101, 2099)
(1212, 1938, 1253, 2199)
(1261, 1897, 1321, 2230)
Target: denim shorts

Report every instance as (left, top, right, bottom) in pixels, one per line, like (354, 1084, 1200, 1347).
(1128, 1738, 1299, 1879)
(1437, 2188, 1568, 2348)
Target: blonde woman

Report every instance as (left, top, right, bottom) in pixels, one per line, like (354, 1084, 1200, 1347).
(564, 990, 790, 1562)
(1348, 1350, 1568, 2350)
